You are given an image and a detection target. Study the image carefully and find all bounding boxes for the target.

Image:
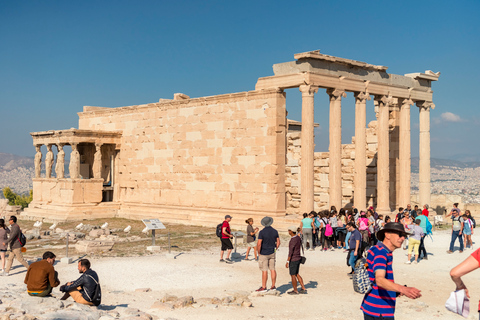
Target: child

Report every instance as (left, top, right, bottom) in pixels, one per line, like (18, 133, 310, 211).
(245, 218, 259, 260)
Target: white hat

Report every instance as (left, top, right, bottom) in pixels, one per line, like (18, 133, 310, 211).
(445, 289, 470, 317)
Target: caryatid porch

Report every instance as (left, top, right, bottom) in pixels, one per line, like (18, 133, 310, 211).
(257, 51, 439, 214)
(26, 129, 122, 219)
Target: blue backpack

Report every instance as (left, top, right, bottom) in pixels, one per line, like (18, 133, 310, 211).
(426, 218, 432, 235)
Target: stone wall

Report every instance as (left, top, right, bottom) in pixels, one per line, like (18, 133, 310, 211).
(77, 89, 287, 225)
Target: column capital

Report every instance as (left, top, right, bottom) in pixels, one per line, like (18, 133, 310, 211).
(327, 88, 347, 101)
(299, 84, 319, 95)
(416, 101, 435, 110)
(401, 98, 414, 107)
(354, 91, 371, 103)
(374, 94, 394, 106)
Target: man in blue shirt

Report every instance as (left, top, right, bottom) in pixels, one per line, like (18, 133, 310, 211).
(346, 222, 361, 275)
(256, 216, 280, 292)
(361, 222, 422, 319)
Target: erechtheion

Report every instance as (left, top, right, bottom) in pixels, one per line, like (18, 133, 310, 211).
(24, 50, 439, 227)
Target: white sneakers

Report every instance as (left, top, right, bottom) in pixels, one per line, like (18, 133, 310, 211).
(405, 260, 411, 264)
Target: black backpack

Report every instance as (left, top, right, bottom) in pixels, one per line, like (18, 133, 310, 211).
(216, 223, 223, 238)
(87, 274, 102, 306)
(18, 233, 27, 247)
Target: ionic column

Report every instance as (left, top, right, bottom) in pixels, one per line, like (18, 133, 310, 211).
(299, 84, 318, 213)
(417, 101, 434, 208)
(375, 95, 392, 214)
(354, 92, 370, 210)
(45, 144, 54, 178)
(69, 143, 80, 179)
(327, 88, 346, 211)
(399, 98, 413, 206)
(55, 143, 65, 179)
(34, 144, 42, 178)
(93, 143, 103, 179)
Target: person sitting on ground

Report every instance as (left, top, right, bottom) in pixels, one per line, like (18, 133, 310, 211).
(60, 259, 101, 306)
(24, 251, 60, 297)
(286, 226, 307, 295)
(406, 219, 424, 264)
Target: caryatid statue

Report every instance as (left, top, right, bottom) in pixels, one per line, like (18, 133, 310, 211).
(93, 143, 103, 179)
(69, 143, 80, 179)
(55, 143, 65, 179)
(34, 145, 42, 178)
(45, 144, 54, 178)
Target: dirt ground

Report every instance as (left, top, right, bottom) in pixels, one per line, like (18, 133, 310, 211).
(4, 218, 480, 319)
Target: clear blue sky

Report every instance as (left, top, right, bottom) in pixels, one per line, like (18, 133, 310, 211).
(1, 1, 479, 160)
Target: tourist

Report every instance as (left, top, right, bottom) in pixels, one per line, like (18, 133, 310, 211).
(406, 219, 424, 264)
(336, 209, 347, 249)
(375, 214, 385, 233)
(367, 209, 376, 245)
(357, 211, 370, 245)
(405, 203, 417, 219)
(24, 251, 60, 297)
(245, 218, 259, 261)
(286, 226, 307, 295)
(299, 212, 315, 251)
(330, 206, 338, 248)
(462, 213, 473, 250)
(3, 216, 29, 276)
(346, 222, 361, 275)
(416, 210, 429, 260)
(447, 208, 464, 254)
(395, 207, 405, 223)
(313, 212, 321, 248)
(220, 215, 234, 263)
(361, 222, 422, 319)
(60, 259, 101, 306)
(449, 247, 480, 310)
(422, 204, 429, 217)
(256, 216, 280, 292)
(0, 218, 9, 273)
(384, 215, 391, 224)
(401, 211, 413, 250)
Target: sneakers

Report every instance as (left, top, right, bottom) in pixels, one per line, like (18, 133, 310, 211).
(1, 271, 8, 276)
(255, 287, 267, 292)
(413, 261, 418, 264)
(446, 250, 453, 254)
(270, 286, 276, 291)
(405, 260, 411, 264)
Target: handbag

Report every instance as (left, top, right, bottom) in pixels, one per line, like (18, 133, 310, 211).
(300, 242, 306, 264)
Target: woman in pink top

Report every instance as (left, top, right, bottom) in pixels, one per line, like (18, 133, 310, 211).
(357, 211, 370, 244)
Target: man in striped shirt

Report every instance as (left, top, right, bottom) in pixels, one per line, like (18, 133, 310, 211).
(361, 222, 422, 319)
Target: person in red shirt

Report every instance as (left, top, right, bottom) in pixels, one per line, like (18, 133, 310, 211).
(220, 215, 234, 263)
(450, 248, 480, 313)
(422, 204, 429, 217)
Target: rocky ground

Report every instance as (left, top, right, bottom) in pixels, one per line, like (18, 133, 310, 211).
(1, 220, 480, 319)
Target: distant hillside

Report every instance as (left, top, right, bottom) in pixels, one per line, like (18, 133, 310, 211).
(0, 153, 34, 171)
(411, 157, 480, 172)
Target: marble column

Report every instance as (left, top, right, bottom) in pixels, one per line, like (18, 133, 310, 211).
(45, 144, 54, 178)
(299, 84, 318, 213)
(327, 88, 346, 211)
(34, 144, 42, 178)
(417, 101, 434, 208)
(354, 92, 370, 210)
(93, 143, 103, 179)
(399, 98, 413, 206)
(69, 143, 80, 179)
(55, 143, 65, 179)
(375, 95, 392, 214)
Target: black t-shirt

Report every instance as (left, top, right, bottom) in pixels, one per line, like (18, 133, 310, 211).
(258, 226, 279, 255)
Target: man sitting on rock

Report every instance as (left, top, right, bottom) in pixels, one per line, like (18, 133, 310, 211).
(24, 251, 60, 297)
(60, 259, 101, 306)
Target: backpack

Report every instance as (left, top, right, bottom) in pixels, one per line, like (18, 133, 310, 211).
(353, 257, 372, 294)
(18, 233, 27, 247)
(87, 274, 101, 306)
(325, 223, 333, 237)
(471, 217, 476, 228)
(359, 219, 368, 231)
(314, 217, 321, 228)
(426, 218, 433, 235)
(216, 223, 223, 238)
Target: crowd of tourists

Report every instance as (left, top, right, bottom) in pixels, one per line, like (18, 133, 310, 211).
(0, 216, 101, 306)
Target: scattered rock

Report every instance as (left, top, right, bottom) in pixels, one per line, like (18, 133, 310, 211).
(150, 301, 174, 311)
(75, 240, 114, 253)
(173, 296, 194, 308)
(161, 294, 178, 303)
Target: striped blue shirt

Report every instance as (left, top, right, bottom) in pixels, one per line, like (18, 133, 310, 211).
(361, 242, 396, 318)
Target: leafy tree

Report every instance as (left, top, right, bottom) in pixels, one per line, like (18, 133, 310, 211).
(1, 187, 33, 209)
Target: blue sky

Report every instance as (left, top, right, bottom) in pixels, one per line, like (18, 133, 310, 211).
(1, 1, 479, 160)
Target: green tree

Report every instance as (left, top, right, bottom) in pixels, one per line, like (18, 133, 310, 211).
(2, 187, 33, 209)
(2, 187, 16, 205)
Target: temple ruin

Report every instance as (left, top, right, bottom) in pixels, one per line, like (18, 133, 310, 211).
(24, 50, 439, 227)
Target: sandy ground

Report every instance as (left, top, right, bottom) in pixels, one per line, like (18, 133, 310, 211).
(2, 228, 479, 320)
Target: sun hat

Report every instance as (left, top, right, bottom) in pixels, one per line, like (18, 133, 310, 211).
(288, 225, 298, 232)
(261, 216, 274, 227)
(445, 289, 469, 317)
(376, 222, 408, 241)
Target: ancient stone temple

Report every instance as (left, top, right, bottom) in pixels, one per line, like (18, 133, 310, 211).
(25, 50, 439, 226)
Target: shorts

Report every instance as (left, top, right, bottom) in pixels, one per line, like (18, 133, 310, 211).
(221, 238, 233, 251)
(289, 260, 301, 276)
(247, 241, 257, 248)
(258, 253, 276, 271)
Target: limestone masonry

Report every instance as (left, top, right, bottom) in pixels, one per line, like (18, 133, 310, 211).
(24, 50, 440, 228)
